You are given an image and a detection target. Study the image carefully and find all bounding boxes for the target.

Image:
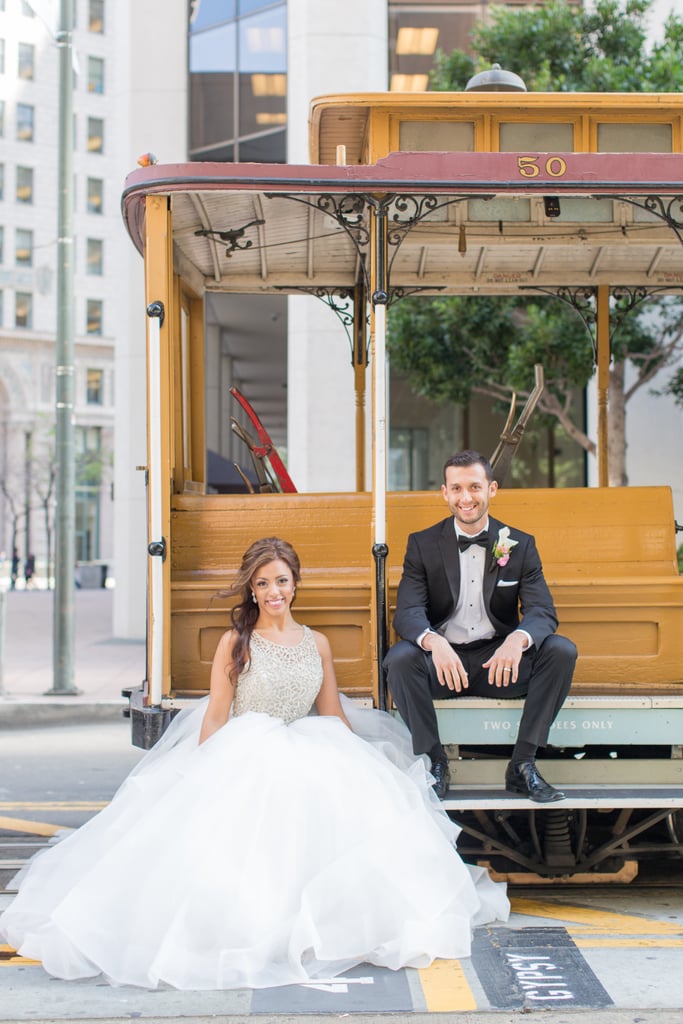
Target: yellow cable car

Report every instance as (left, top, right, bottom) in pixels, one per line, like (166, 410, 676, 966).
(121, 89, 683, 876)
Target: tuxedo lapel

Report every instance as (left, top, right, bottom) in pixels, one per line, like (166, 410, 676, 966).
(484, 516, 504, 605)
(437, 517, 460, 606)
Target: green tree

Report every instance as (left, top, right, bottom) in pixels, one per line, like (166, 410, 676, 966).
(431, 0, 683, 93)
(389, 0, 683, 485)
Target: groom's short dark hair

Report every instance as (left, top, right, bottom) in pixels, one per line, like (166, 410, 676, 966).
(443, 450, 494, 483)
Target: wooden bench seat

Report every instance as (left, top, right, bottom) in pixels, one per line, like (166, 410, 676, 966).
(167, 485, 682, 715)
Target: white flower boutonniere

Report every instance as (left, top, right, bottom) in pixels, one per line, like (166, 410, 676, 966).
(492, 526, 518, 567)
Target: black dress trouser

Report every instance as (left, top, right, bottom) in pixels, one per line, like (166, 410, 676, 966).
(383, 634, 577, 757)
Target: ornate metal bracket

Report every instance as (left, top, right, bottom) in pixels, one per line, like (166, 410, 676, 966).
(269, 192, 478, 295)
(371, 193, 477, 286)
(386, 285, 446, 307)
(523, 286, 597, 352)
(267, 193, 371, 274)
(521, 284, 681, 356)
(598, 194, 683, 247)
(195, 219, 265, 256)
(285, 285, 359, 353)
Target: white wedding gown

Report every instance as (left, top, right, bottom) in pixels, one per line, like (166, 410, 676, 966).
(0, 627, 509, 990)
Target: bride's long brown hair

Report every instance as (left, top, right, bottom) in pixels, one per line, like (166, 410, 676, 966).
(227, 537, 301, 685)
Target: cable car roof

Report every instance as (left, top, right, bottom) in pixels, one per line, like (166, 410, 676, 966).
(121, 152, 683, 296)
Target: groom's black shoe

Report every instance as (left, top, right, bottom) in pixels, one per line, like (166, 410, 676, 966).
(505, 759, 564, 803)
(430, 758, 450, 800)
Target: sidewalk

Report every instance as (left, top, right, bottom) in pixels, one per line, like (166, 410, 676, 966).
(0, 588, 145, 725)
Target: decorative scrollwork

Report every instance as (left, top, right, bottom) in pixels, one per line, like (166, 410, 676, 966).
(522, 283, 681, 354)
(282, 285, 365, 355)
(195, 219, 264, 257)
(386, 285, 446, 307)
(599, 194, 683, 246)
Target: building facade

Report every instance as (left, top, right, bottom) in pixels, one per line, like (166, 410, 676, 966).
(0, 0, 116, 583)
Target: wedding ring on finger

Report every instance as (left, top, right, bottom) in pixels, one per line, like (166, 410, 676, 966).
(503, 667, 512, 673)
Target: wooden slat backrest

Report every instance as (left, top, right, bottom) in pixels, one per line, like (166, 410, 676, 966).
(386, 486, 679, 579)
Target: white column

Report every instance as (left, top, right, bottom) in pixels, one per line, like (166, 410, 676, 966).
(286, 0, 388, 491)
(113, 0, 188, 638)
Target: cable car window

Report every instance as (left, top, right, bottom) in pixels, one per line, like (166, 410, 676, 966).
(399, 120, 474, 153)
(597, 122, 672, 153)
(499, 122, 573, 152)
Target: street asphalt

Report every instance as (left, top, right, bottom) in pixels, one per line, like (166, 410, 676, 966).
(0, 586, 144, 726)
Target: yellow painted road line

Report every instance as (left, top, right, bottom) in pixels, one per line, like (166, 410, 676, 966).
(0, 944, 41, 966)
(0, 816, 70, 837)
(0, 802, 107, 811)
(511, 897, 682, 935)
(418, 959, 477, 1011)
(574, 937, 683, 948)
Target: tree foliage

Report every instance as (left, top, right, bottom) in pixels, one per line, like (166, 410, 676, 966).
(430, 0, 683, 93)
(388, 0, 683, 484)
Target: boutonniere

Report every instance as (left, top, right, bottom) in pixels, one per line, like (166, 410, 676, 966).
(492, 526, 518, 567)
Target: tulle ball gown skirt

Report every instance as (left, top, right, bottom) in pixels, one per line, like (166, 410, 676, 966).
(0, 699, 508, 989)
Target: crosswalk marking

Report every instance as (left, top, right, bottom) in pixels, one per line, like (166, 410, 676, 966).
(0, 802, 107, 811)
(511, 897, 682, 935)
(418, 959, 477, 1011)
(0, 944, 40, 967)
(0, 816, 68, 837)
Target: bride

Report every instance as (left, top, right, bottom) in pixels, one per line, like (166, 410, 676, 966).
(0, 536, 508, 990)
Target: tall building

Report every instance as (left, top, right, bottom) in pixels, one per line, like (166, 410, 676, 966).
(0, 0, 116, 583)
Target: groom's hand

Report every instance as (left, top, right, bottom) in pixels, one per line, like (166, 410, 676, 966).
(482, 632, 527, 688)
(423, 633, 469, 692)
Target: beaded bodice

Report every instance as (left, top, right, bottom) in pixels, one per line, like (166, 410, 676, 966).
(233, 626, 323, 724)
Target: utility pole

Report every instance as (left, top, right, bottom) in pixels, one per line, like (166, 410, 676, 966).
(47, 0, 79, 694)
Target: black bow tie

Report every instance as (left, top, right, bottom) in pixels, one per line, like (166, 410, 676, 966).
(458, 532, 489, 552)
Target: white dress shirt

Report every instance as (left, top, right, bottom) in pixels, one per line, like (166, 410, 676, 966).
(417, 519, 532, 650)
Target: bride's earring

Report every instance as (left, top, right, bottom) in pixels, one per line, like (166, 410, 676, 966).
(251, 591, 257, 603)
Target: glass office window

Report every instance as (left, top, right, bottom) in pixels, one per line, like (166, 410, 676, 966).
(86, 298, 103, 335)
(87, 116, 104, 152)
(15, 291, 32, 327)
(190, 20, 236, 71)
(86, 238, 103, 274)
(0, 225, 3, 262)
(0, 163, 4, 200)
(190, 0, 236, 32)
(87, 56, 104, 93)
(17, 103, 34, 141)
(89, 0, 104, 32)
(75, 426, 102, 560)
(18, 42, 34, 79)
(0, 100, 4, 135)
(0, 38, 4, 74)
(16, 165, 33, 203)
(15, 228, 33, 265)
(189, 19, 236, 152)
(87, 176, 103, 213)
(86, 368, 104, 404)
(238, 6, 286, 139)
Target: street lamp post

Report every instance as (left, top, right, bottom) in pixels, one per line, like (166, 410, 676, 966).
(46, 0, 79, 695)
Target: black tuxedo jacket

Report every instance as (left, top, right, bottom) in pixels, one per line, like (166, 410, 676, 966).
(392, 515, 558, 648)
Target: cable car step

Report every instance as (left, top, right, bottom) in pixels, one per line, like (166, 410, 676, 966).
(441, 783, 683, 811)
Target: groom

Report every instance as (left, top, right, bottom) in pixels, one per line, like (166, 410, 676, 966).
(384, 449, 576, 802)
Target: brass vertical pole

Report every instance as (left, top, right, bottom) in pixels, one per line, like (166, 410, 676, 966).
(596, 285, 610, 487)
